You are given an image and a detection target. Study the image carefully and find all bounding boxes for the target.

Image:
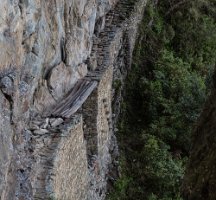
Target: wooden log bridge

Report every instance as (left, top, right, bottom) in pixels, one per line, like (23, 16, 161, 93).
(44, 0, 144, 119)
(48, 79, 98, 118)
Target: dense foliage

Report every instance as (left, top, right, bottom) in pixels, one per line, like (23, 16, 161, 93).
(109, 0, 216, 199)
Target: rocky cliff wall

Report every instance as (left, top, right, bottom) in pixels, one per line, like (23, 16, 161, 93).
(0, 0, 147, 199)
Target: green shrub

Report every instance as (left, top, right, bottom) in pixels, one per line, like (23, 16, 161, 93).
(109, 0, 216, 199)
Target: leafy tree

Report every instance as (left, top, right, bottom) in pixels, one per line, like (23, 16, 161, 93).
(109, 0, 216, 199)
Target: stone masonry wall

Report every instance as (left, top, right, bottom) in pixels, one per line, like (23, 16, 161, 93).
(82, 66, 113, 200)
(17, 115, 89, 200)
(52, 117, 88, 200)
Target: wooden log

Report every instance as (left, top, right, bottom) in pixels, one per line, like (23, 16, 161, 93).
(51, 80, 89, 115)
(50, 80, 97, 118)
(61, 81, 97, 117)
(62, 81, 98, 118)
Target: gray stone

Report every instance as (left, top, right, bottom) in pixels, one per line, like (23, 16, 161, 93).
(0, 76, 13, 95)
(33, 129, 49, 135)
(50, 118, 64, 127)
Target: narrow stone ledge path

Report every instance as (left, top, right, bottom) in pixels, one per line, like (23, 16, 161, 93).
(24, 0, 147, 199)
(43, 0, 146, 120)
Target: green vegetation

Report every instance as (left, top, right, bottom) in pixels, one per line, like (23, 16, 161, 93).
(109, 0, 216, 199)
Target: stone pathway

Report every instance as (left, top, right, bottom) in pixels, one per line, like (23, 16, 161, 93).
(30, 0, 147, 199)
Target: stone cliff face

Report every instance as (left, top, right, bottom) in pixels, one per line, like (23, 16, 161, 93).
(0, 0, 146, 199)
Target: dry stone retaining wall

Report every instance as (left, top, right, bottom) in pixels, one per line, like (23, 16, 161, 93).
(52, 117, 88, 200)
(82, 66, 113, 199)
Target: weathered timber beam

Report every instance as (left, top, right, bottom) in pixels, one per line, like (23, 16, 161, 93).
(50, 79, 98, 118)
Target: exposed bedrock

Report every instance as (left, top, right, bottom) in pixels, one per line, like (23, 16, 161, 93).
(0, 0, 147, 199)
